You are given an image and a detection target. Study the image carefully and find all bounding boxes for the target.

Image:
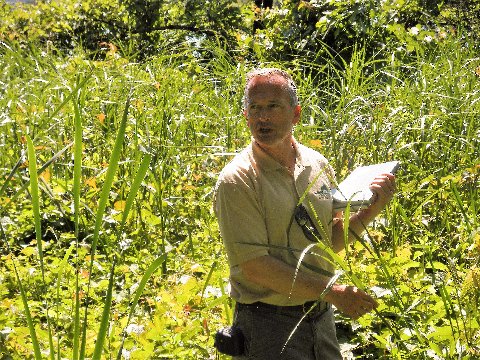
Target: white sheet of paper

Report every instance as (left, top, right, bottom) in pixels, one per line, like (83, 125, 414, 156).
(332, 161, 399, 210)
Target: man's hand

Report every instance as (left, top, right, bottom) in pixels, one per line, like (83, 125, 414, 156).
(331, 172, 396, 252)
(325, 284, 379, 320)
(367, 173, 396, 217)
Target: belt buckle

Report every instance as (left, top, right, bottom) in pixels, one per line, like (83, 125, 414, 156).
(302, 301, 316, 316)
(303, 301, 328, 319)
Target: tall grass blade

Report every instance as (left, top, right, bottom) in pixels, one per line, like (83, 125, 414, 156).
(282, 271, 343, 354)
(26, 136, 44, 278)
(200, 259, 218, 303)
(79, 96, 130, 358)
(118, 153, 152, 233)
(72, 92, 83, 360)
(115, 253, 168, 360)
(128, 253, 169, 326)
(450, 181, 473, 232)
(55, 244, 75, 359)
(26, 135, 55, 360)
(343, 203, 351, 262)
(0, 222, 42, 360)
(10, 262, 44, 359)
(93, 153, 151, 359)
(289, 243, 317, 298)
(92, 257, 116, 360)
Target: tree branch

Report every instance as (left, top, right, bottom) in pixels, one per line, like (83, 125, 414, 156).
(133, 24, 217, 36)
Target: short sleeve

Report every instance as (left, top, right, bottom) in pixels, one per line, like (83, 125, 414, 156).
(214, 177, 270, 267)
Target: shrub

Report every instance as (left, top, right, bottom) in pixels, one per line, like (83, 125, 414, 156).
(245, 0, 480, 65)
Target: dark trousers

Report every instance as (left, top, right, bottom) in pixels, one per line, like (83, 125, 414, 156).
(232, 302, 343, 360)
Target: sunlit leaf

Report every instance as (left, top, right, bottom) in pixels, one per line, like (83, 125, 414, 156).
(114, 200, 126, 211)
(39, 167, 51, 183)
(96, 113, 106, 124)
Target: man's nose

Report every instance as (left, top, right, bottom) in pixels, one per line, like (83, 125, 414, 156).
(256, 108, 270, 121)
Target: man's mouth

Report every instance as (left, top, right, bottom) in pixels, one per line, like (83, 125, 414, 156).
(258, 127, 273, 134)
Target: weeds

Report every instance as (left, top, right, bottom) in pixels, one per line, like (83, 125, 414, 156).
(0, 32, 479, 359)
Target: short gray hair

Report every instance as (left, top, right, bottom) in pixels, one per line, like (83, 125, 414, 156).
(243, 68, 299, 109)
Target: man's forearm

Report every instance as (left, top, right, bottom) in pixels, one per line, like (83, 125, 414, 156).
(240, 255, 331, 302)
(239, 254, 379, 318)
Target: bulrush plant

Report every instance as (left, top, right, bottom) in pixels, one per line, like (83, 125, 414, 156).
(1, 86, 159, 358)
(0, 40, 242, 358)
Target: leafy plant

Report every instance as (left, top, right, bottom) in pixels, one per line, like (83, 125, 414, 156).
(0, 8, 479, 358)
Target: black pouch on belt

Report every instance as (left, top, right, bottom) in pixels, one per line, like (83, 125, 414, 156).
(214, 326, 245, 356)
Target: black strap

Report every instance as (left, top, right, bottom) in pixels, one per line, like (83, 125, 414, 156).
(288, 204, 334, 277)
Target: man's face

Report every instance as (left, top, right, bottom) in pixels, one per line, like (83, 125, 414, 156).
(244, 75, 301, 148)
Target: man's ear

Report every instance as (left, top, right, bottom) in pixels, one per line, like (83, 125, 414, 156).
(244, 109, 251, 128)
(293, 105, 301, 125)
(244, 109, 252, 123)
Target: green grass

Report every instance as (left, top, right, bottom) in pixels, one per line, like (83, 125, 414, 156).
(0, 32, 479, 360)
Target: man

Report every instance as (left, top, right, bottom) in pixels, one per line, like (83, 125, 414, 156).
(214, 68, 396, 359)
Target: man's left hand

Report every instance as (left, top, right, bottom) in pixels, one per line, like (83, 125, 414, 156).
(367, 173, 396, 216)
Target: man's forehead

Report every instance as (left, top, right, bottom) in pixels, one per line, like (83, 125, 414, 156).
(247, 78, 291, 98)
(246, 82, 290, 103)
(248, 73, 287, 87)
(243, 71, 297, 108)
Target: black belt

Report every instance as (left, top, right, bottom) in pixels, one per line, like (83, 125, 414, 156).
(236, 300, 330, 320)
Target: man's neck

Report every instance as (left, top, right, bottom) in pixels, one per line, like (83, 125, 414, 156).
(255, 136, 297, 171)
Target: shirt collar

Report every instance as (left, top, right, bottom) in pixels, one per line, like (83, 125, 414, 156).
(250, 138, 313, 172)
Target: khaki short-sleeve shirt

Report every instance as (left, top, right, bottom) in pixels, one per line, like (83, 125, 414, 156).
(214, 140, 336, 306)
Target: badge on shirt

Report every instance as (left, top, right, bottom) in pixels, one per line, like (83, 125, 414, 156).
(314, 184, 331, 200)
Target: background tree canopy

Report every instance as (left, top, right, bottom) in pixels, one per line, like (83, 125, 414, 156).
(1, 0, 479, 63)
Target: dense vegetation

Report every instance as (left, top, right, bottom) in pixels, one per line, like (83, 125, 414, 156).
(0, 0, 479, 359)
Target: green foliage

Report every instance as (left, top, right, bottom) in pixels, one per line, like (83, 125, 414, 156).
(1, 3, 480, 358)
(120, 0, 248, 57)
(0, 0, 249, 59)
(2, 0, 479, 63)
(0, 36, 240, 359)
(246, 0, 456, 65)
(0, 0, 129, 54)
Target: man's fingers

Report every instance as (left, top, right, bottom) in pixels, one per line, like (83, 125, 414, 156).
(370, 174, 396, 193)
(338, 286, 380, 319)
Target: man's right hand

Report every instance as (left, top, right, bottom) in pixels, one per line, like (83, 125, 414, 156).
(325, 284, 379, 319)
